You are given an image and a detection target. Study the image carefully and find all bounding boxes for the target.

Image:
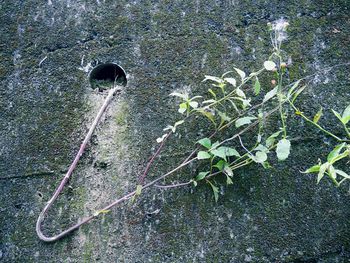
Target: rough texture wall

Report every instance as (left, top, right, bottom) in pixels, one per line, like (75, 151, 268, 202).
(1, 0, 350, 262)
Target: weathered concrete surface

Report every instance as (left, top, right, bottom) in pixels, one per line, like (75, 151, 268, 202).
(0, 0, 350, 262)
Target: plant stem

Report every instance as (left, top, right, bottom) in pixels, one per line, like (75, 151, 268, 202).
(288, 99, 344, 142)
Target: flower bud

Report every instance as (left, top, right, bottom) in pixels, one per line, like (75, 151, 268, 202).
(271, 79, 277, 86)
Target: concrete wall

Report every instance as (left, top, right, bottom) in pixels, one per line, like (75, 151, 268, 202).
(1, 1, 349, 262)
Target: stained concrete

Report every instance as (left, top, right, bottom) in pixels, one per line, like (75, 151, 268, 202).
(1, 1, 350, 262)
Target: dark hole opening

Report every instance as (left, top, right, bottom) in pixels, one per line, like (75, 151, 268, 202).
(89, 63, 127, 90)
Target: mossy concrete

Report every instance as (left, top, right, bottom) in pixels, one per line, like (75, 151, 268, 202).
(0, 0, 350, 262)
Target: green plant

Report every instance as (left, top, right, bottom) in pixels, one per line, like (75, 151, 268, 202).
(36, 19, 350, 242)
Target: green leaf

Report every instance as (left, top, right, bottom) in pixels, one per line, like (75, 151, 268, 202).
(263, 87, 278, 103)
(98, 209, 110, 215)
(196, 171, 209, 181)
(287, 80, 301, 98)
(189, 101, 198, 109)
(313, 107, 323, 124)
(253, 151, 268, 163)
(198, 138, 212, 149)
(328, 165, 337, 180)
(211, 141, 220, 150)
(224, 166, 233, 177)
(317, 162, 329, 184)
(276, 139, 291, 161)
(292, 86, 306, 103)
(226, 175, 233, 185)
(254, 144, 269, 153)
(341, 105, 350, 124)
(335, 169, 350, 179)
(208, 88, 216, 98)
(178, 102, 188, 114)
(222, 147, 240, 157)
(331, 109, 343, 123)
(265, 130, 282, 148)
(217, 110, 231, 123)
(203, 75, 223, 83)
(208, 181, 220, 202)
(135, 185, 143, 195)
(197, 151, 212, 160)
(327, 143, 346, 162)
(202, 99, 216, 104)
(234, 67, 246, 80)
(198, 109, 216, 125)
(263, 61, 276, 71)
(210, 147, 227, 160)
(224, 77, 237, 87)
(131, 184, 143, 203)
(235, 88, 246, 98)
(303, 165, 320, 173)
(235, 116, 257, 128)
(254, 77, 261, 95)
(213, 160, 226, 171)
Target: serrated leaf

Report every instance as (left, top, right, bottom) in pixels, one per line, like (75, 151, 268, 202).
(264, 61, 276, 71)
(302, 165, 320, 173)
(197, 151, 212, 160)
(196, 171, 209, 181)
(235, 116, 257, 128)
(276, 139, 291, 161)
(327, 143, 346, 162)
(263, 87, 278, 103)
(224, 77, 237, 87)
(254, 77, 261, 95)
(234, 67, 246, 80)
(317, 162, 329, 184)
(313, 107, 323, 124)
(198, 138, 212, 149)
(203, 75, 223, 83)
